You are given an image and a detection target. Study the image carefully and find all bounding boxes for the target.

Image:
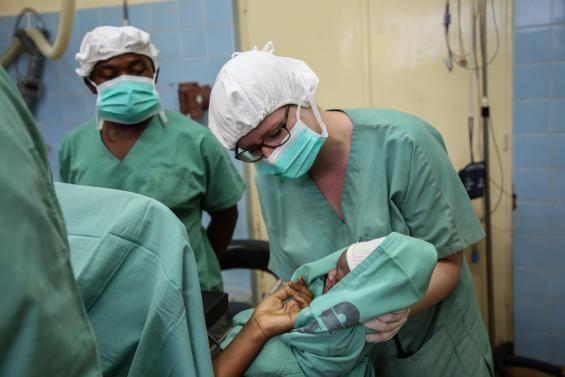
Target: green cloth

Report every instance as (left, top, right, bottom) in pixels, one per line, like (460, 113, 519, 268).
(223, 233, 437, 377)
(0, 67, 100, 377)
(59, 111, 246, 291)
(54, 182, 214, 377)
(255, 109, 492, 376)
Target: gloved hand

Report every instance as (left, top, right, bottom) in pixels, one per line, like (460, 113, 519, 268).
(364, 307, 410, 343)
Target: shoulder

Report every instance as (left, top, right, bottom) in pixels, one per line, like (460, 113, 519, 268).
(62, 119, 97, 147)
(343, 108, 446, 149)
(61, 119, 98, 150)
(165, 110, 212, 138)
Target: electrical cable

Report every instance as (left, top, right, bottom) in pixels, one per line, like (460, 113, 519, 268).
(444, 0, 500, 72)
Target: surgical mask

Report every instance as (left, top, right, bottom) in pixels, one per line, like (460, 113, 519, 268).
(257, 101, 327, 178)
(91, 74, 164, 130)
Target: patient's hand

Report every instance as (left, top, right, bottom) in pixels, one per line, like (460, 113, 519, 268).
(251, 276, 313, 340)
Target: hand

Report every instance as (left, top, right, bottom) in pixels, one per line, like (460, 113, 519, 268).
(250, 276, 313, 341)
(364, 307, 410, 343)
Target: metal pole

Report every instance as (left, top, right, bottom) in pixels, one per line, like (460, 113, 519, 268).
(478, 0, 496, 344)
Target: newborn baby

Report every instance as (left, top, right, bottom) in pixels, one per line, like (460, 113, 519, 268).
(323, 237, 385, 293)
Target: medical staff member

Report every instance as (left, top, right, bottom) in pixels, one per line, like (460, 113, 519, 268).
(208, 43, 493, 376)
(59, 26, 245, 291)
(0, 66, 100, 376)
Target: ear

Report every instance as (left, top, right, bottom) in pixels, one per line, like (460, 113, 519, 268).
(84, 78, 97, 94)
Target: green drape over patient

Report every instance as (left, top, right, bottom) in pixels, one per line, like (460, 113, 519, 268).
(222, 233, 437, 377)
(54, 182, 214, 377)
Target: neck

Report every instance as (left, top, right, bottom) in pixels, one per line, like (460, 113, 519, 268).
(309, 110, 353, 176)
(102, 117, 153, 141)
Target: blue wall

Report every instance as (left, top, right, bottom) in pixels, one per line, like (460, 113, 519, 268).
(0, 0, 252, 301)
(513, 0, 565, 364)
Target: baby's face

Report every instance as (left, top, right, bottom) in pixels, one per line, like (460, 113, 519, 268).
(323, 251, 351, 293)
(335, 251, 351, 283)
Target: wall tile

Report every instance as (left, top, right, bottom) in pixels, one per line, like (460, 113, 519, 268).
(515, 27, 552, 64)
(549, 135, 565, 165)
(128, 3, 153, 32)
(513, 100, 550, 134)
(179, 0, 205, 28)
(514, 300, 550, 332)
(205, 0, 234, 26)
(157, 59, 182, 88)
(549, 302, 565, 334)
(553, 25, 565, 62)
(514, 331, 551, 361)
(102, 6, 123, 26)
(548, 269, 565, 300)
(513, 236, 549, 268)
(550, 169, 565, 199)
(513, 169, 549, 201)
(207, 24, 234, 58)
(550, 335, 565, 365)
(513, 135, 550, 167)
(546, 237, 565, 268)
(77, 8, 102, 36)
(151, 29, 182, 60)
(181, 57, 210, 83)
(180, 26, 207, 59)
(552, 62, 565, 96)
(550, 99, 565, 132)
(208, 56, 230, 83)
(514, 64, 551, 99)
(151, 1, 180, 31)
(514, 0, 552, 27)
(513, 267, 549, 300)
(554, 0, 565, 24)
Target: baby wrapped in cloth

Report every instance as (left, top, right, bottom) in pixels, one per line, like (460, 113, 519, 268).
(222, 232, 438, 377)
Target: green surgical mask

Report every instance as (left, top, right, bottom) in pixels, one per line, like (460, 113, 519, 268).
(257, 103, 328, 179)
(92, 75, 163, 129)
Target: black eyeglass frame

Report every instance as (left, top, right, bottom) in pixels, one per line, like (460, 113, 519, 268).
(234, 105, 291, 163)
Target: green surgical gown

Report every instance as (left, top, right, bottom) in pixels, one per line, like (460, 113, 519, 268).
(59, 111, 245, 291)
(255, 109, 492, 376)
(54, 182, 214, 377)
(223, 233, 438, 377)
(0, 67, 100, 376)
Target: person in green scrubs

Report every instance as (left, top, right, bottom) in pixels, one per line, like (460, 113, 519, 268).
(0, 66, 100, 376)
(58, 26, 245, 292)
(208, 45, 493, 376)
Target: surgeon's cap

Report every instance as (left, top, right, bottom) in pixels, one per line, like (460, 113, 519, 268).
(75, 26, 159, 78)
(346, 237, 386, 271)
(208, 42, 320, 150)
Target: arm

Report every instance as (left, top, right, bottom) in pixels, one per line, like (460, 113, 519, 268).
(213, 279, 312, 377)
(409, 251, 463, 315)
(206, 205, 238, 258)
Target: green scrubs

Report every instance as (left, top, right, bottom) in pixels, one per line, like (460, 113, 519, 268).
(55, 182, 214, 377)
(59, 111, 245, 291)
(223, 233, 437, 377)
(256, 109, 492, 376)
(0, 68, 100, 376)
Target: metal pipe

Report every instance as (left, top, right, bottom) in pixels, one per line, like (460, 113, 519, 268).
(478, 0, 496, 344)
(0, 0, 76, 67)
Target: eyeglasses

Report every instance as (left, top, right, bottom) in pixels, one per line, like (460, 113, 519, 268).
(235, 105, 291, 163)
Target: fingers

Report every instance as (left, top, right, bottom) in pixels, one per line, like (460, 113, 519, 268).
(363, 307, 410, 344)
(365, 327, 401, 343)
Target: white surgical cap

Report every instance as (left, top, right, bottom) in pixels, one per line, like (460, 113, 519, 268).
(346, 237, 386, 271)
(208, 42, 320, 150)
(75, 26, 159, 78)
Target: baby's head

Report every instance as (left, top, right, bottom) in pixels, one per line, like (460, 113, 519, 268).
(324, 237, 385, 293)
